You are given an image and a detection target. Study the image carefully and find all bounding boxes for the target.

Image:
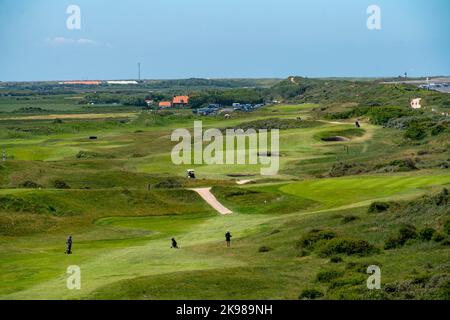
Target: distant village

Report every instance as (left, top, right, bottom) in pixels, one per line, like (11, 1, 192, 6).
(146, 95, 267, 116)
(57, 80, 268, 115)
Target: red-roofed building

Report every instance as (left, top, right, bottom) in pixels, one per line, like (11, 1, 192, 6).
(159, 101, 172, 108)
(172, 95, 189, 107)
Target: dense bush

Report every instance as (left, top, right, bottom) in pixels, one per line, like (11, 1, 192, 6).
(431, 124, 447, 136)
(398, 224, 417, 241)
(385, 115, 449, 140)
(404, 122, 428, 140)
(153, 178, 183, 189)
(368, 201, 390, 213)
(368, 107, 413, 126)
(435, 188, 449, 206)
(325, 107, 369, 120)
(418, 228, 436, 241)
(341, 215, 358, 224)
(329, 256, 343, 263)
(432, 233, 445, 242)
(385, 224, 417, 249)
(329, 162, 368, 177)
(53, 180, 70, 189)
(298, 229, 336, 249)
(318, 238, 377, 257)
(389, 158, 418, 171)
(120, 97, 147, 107)
(329, 158, 418, 177)
(189, 88, 264, 108)
(444, 218, 450, 235)
(19, 180, 42, 189)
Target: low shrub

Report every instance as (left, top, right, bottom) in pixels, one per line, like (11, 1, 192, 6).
(389, 158, 417, 171)
(404, 122, 428, 140)
(330, 256, 343, 263)
(368, 106, 412, 126)
(231, 118, 321, 131)
(298, 288, 323, 300)
(385, 224, 417, 249)
(341, 215, 358, 224)
(398, 224, 417, 241)
(329, 274, 367, 290)
(154, 178, 183, 189)
(345, 261, 381, 273)
(76, 151, 100, 159)
(384, 237, 402, 250)
(316, 270, 344, 283)
(329, 162, 368, 177)
(432, 233, 445, 243)
(435, 188, 449, 206)
(258, 246, 271, 253)
(418, 228, 436, 241)
(444, 218, 450, 235)
(368, 201, 390, 213)
(298, 229, 336, 249)
(431, 124, 447, 136)
(53, 180, 70, 189)
(19, 180, 42, 189)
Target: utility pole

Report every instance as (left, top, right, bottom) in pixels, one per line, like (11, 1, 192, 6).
(138, 62, 141, 81)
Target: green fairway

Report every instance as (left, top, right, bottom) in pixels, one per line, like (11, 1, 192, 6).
(280, 174, 450, 209)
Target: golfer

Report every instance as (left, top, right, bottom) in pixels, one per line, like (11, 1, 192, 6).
(66, 235, 72, 254)
(225, 231, 232, 247)
(171, 238, 179, 249)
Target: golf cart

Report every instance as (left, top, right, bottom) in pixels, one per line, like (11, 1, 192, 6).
(186, 169, 196, 179)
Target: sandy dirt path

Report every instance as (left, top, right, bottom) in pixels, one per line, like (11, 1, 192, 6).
(236, 179, 252, 185)
(190, 187, 232, 215)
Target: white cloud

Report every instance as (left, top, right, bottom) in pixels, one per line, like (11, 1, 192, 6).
(45, 37, 111, 47)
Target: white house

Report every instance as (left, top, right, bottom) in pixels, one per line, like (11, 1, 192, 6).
(410, 98, 422, 109)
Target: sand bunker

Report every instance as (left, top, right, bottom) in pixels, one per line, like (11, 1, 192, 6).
(321, 136, 350, 142)
(257, 151, 280, 157)
(226, 173, 256, 177)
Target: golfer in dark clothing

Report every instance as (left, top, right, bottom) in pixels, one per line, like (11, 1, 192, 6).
(171, 238, 178, 249)
(225, 231, 232, 247)
(66, 236, 72, 254)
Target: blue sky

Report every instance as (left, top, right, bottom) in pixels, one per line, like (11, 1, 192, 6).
(0, 0, 448, 81)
